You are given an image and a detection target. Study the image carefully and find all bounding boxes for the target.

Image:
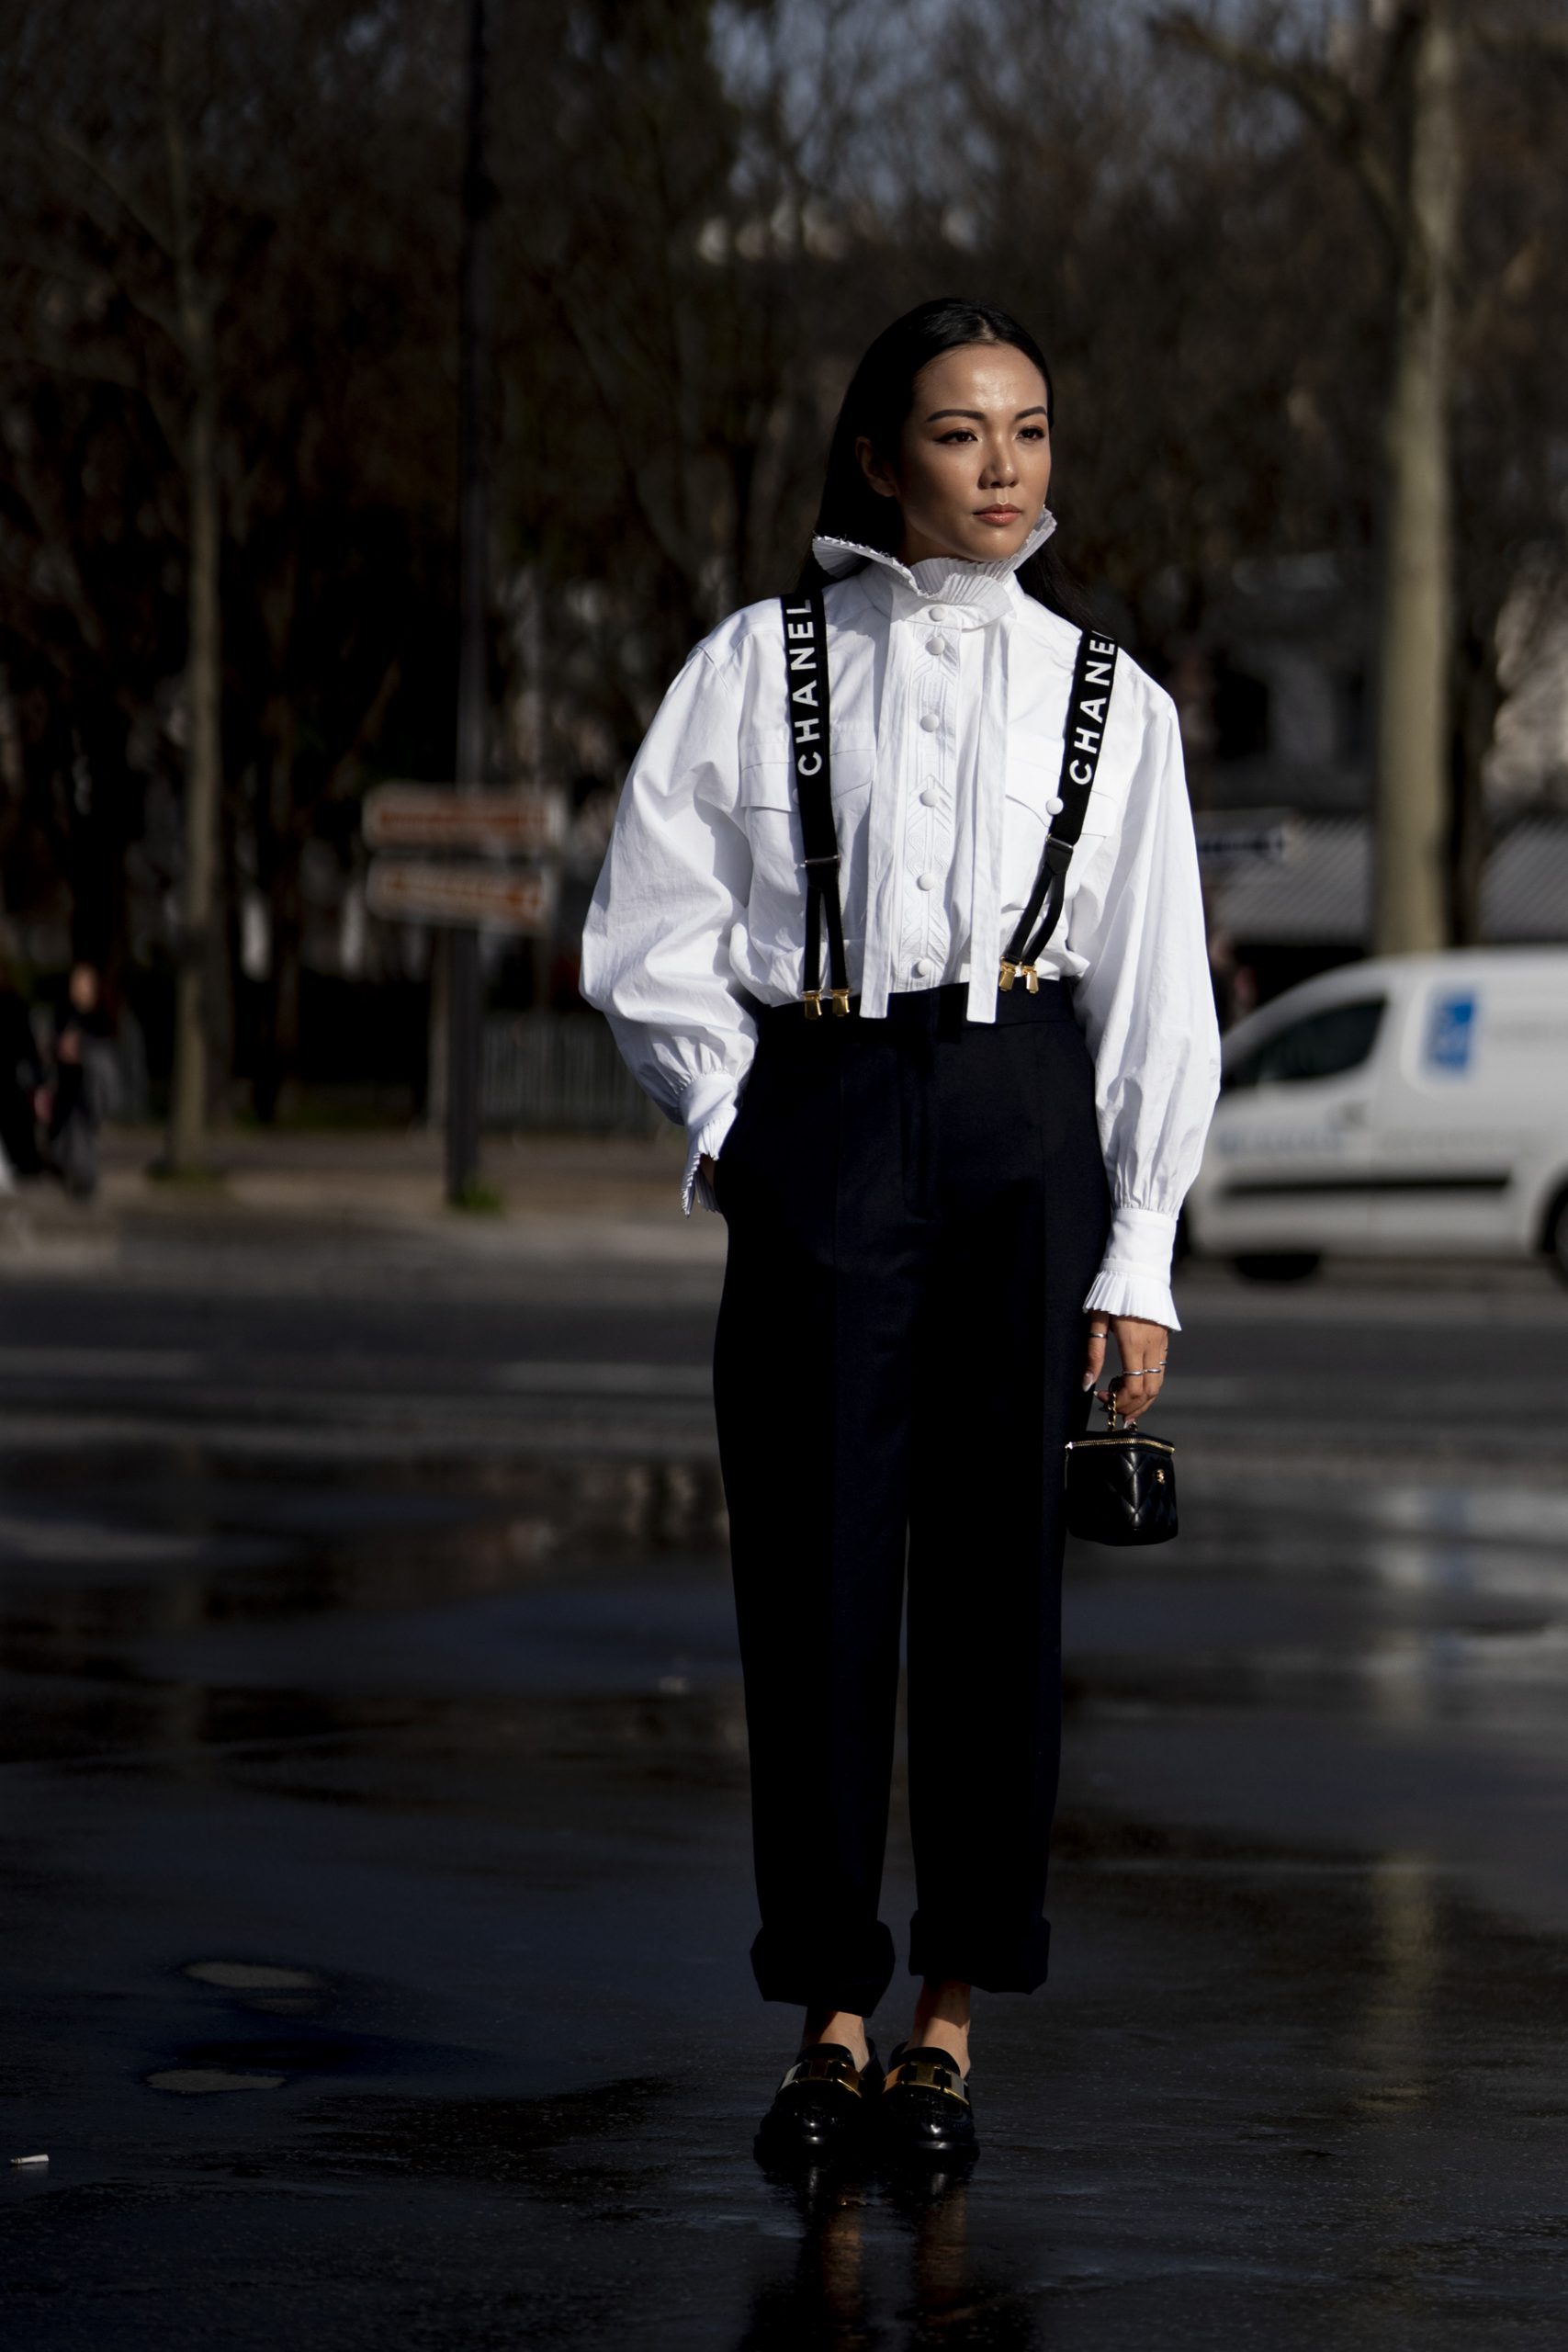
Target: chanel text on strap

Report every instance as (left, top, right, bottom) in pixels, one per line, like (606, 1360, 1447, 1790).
(999, 628, 1120, 993)
(781, 591, 851, 1017)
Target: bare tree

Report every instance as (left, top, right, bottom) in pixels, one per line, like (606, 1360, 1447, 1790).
(1151, 2, 1462, 956)
(6, 0, 1565, 1121)
(156, 9, 221, 1170)
(1, 0, 459, 1125)
(1154, 0, 1568, 957)
(1, 5, 241, 1166)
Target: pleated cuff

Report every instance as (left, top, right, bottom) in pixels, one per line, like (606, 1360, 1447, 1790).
(1082, 1202, 1180, 1331)
(1082, 1265, 1179, 1332)
(680, 1091, 739, 1216)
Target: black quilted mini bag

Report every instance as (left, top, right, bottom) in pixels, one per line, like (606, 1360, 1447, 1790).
(1064, 1394, 1178, 1546)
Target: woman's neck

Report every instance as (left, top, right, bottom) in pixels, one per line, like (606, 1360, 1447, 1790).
(897, 534, 980, 569)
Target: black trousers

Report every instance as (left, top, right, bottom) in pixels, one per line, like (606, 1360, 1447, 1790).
(712, 979, 1111, 2017)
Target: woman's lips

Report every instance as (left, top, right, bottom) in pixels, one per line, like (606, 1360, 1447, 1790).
(975, 506, 1021, 525)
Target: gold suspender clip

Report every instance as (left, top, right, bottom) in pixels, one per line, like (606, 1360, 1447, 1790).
(998, 961, 1040, 995)
(829, 989, 851, 1017)
(998, 960, 1017, 991)
(802, 989, 822, 1020)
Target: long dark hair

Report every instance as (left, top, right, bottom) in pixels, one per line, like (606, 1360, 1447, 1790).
(799, 297, 1087, 623)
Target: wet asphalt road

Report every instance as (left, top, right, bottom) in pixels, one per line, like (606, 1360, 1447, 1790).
(3, 1216, 1568, 2347)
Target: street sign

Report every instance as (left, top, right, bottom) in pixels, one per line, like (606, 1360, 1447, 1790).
(363, 783, 566, 855)
(366, 857, 557, 933)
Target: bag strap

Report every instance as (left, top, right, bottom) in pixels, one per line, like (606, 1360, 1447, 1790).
(1000, 627, 1120, 993)
(781, 590, 851, 1017)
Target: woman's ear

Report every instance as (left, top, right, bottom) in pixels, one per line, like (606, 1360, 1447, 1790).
(854, 434, 900, 502)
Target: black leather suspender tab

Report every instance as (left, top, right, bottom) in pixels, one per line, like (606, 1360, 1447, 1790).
(781, 590, 850, 1016)
(1000, 628, 1120, 992)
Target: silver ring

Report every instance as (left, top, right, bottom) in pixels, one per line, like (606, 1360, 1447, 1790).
(1088, 1328, 1110, 1340)
(1111, 1363, 1167, 1379)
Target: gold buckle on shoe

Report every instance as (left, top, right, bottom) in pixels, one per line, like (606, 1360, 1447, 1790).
(779, 2050, 863, 2096)
(884, 2057, 969, 2104)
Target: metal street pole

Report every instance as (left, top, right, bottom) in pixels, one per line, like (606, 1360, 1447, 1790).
(447, 0, 491, 1204)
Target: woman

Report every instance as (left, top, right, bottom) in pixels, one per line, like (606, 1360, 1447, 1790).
(581, 298, 1221, 2166)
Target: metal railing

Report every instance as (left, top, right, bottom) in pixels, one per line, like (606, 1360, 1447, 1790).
(481, 1011, 660, 1134)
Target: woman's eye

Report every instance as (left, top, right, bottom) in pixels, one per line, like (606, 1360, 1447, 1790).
(1020, 426, 1046, 441)
(938, 430, 976, 444)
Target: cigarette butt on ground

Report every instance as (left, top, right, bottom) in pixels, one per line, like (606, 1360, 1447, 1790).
(9, 2154, 48, 2166)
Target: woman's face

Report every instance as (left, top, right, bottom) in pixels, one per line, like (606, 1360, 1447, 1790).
(856, 341, 1052, 569)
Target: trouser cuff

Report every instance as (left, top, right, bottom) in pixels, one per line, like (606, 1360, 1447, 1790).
(750, 1919, 897, 2016)
(908, 1910, 1051, 1995)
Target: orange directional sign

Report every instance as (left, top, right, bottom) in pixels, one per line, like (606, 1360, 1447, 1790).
(366, 858, 558, 933)
(363, 783, 565, 854)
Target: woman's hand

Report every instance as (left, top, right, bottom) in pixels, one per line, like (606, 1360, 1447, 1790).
(1082, 1314, 1169, 1423)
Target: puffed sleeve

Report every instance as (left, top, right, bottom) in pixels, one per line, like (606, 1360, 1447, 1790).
(1068, 683, 1221, 1330)
(579, 639, 755, 1215)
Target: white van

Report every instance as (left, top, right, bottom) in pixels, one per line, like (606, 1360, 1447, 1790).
(1185, 949, 1568, 1283)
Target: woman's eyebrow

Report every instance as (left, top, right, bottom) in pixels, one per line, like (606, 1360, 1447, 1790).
(924, 405, 1050, 423)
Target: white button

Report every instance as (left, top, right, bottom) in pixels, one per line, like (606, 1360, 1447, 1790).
(927, 605, 950, 621)
(925, 634, 946, 657)
(913, 956, 934, 978)
(916, 870, 938, 892)
(1045, 794, 1065, 815)
(919, 787, 939, 808)
(919, 710, 941, 733)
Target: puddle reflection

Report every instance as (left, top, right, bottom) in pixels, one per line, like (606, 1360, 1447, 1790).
(736, 2169, 1045, 2352)
(147, 2067, 288, 2095)
(1345, 1855, 1439, 2120)
(0, 1450, 733, 1656)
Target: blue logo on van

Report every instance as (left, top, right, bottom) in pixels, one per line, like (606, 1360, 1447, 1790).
(1427, 991, 1476, 1072)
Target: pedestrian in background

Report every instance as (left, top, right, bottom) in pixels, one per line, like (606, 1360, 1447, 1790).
(42, 962, 118, 1202)
(582, 299, 1221, 2168)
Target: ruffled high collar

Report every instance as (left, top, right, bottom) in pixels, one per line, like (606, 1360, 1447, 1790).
(810, 504, 1057, 627)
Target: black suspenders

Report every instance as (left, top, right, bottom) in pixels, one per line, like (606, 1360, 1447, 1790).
(999, 627, 1120, 991)
(781, 590, 851, 1016)
(779, 597, 1121, 1013)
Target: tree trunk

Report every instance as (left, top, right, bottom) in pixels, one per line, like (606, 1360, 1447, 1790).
(1450, 607, 1501, 946)
(273, 899, 302, 1114)
(167, 353, 221, 1169)
(1371, 0, 1460, 957)
(68, 694, 139, 972)
(254, 722, 302, 1125)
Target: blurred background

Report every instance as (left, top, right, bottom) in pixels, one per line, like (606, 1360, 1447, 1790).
(5, 6, 1568, 2348)
(1, 0, 1565, 1169)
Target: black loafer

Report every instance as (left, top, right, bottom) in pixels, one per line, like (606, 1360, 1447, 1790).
(754, 2040, 883, 2166)
(877, 2041, 977, 2163)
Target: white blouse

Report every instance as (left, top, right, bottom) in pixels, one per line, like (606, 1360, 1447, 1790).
(580, 512, 1221, 1330)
